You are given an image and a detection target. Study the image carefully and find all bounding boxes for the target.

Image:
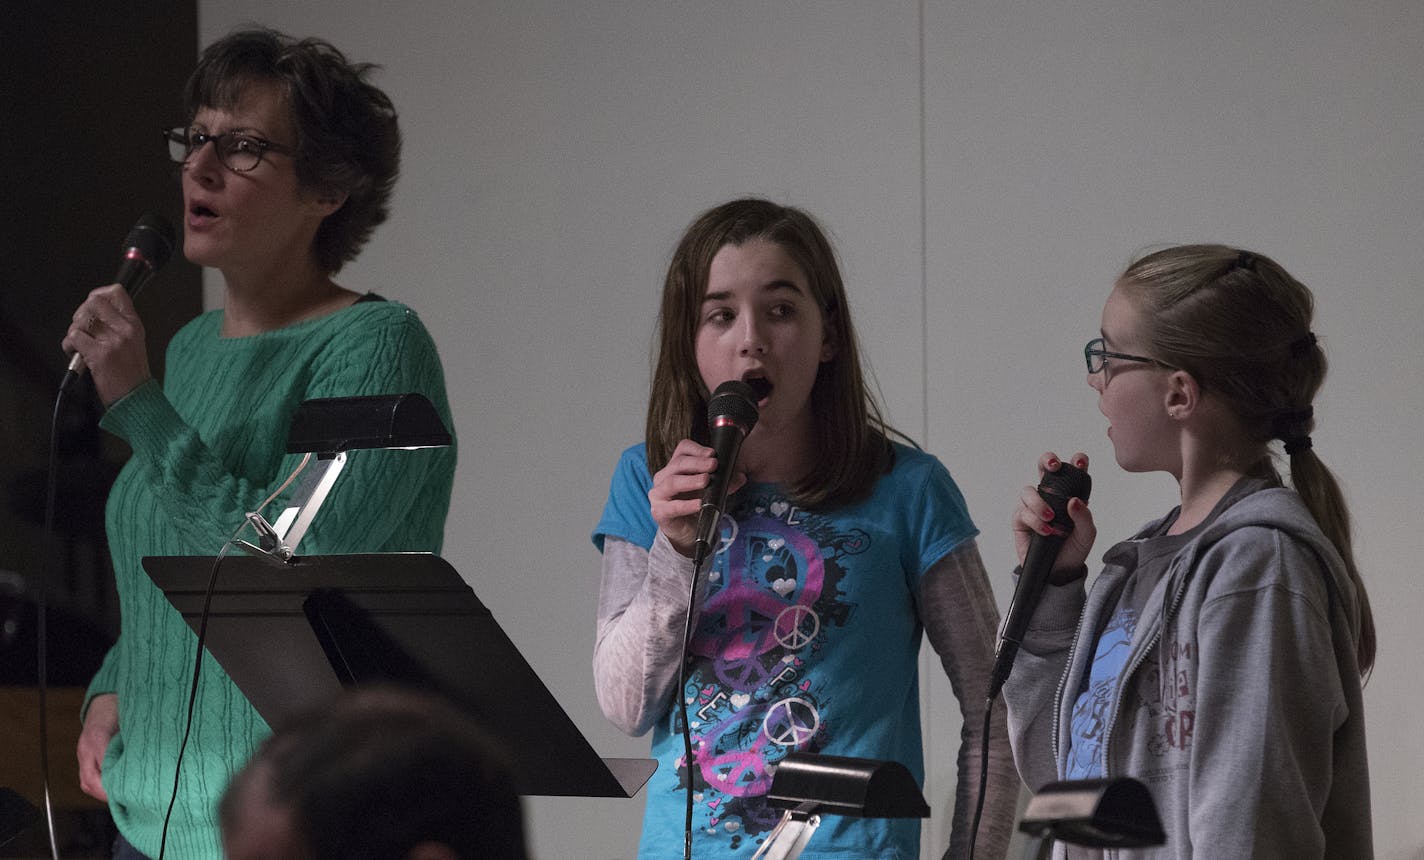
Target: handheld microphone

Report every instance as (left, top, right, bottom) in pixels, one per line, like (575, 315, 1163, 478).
(988, 462, 1092, 699)
(66, 213, 177, 375)
(677, 379, 760, 860)
(691, 380, 760, 561)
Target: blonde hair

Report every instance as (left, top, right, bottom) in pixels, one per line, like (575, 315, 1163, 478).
(1119, 245, 1375, 675)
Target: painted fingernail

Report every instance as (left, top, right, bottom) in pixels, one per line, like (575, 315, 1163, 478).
(1074, 458, 1087, 468)
(1046, 456, 1060, 468)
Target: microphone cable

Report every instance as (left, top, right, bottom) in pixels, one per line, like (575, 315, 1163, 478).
(156, 457, 309, 860)
(28, 377, 79, 860)
(965, 692, 995, 860)
(155, 528, 240, 860)
(676, 538, 715, 860)
(672, 380, 760, 860)
(32, 213, 176, 858)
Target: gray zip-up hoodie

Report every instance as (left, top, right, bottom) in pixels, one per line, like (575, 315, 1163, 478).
(1004, 485, 1371, 859)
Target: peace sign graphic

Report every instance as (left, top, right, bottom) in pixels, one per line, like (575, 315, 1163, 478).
(774, 604, 820, 650)
(762, 697, 820, 747)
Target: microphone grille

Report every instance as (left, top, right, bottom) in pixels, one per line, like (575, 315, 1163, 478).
(706, 379, 759, 432)
(1039, 462, 1092, 502)
(124, 212, 178, 271)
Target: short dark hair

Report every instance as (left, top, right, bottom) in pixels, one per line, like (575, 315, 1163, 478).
(222, 687, 528, 860)
(184, 27, 400, 273)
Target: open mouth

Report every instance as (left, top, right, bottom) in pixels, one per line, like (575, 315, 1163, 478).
(189, 203, 218, 220)
(741, 374, 773, 401)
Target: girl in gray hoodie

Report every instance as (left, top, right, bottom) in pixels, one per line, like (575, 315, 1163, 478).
(1004, 245, 1375, 859)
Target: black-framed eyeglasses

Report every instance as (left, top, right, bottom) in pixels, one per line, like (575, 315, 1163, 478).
(1084, 337, 1175, 374)
(163, 127, 296, 173)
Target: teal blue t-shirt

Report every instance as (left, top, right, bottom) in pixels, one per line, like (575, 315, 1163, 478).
(594, 441, 977, 858)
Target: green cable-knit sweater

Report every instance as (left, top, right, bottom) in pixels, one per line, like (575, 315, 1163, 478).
(83, 298, 457, 858)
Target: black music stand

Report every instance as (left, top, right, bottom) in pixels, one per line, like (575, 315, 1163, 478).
(144, 552, 654, 798)
(1017, 777, 1165, 859)
(758, 753, 930, 858)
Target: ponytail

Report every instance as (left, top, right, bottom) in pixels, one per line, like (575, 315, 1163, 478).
(1272, 384, 1375, 676)
(1287, 441, 1376, 676)
(1121, 245, 1376, 676)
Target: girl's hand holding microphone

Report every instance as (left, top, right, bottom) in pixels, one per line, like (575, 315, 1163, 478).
(1012, 451, 1098, 584)
(648, 439, 746, 558)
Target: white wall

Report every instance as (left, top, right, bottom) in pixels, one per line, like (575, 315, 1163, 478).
(199, 2, 1424, 857)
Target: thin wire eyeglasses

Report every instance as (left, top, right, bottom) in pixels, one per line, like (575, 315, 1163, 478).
(1083, 337, 1176, 374)
(163, 127, 296, 173)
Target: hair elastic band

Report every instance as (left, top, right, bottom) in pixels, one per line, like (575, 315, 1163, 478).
(1272, 405, 1313, 442)
(1235, 251, 1257, 272)
(1284, 435, 1313, 456)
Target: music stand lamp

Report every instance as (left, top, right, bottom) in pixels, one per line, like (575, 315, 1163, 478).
(754, 753, 930, 860)
(1016, 777, 1165, 860)
(245, 394, 452, 561)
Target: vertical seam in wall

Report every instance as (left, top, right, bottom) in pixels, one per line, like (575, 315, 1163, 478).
(919, 0, 930, 448)
(917, 1, 936, 857)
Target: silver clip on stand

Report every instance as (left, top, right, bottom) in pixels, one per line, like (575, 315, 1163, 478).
(237, 452, 347, 562)
(752, 804, 822, 860)
(232, 394, 454, 563)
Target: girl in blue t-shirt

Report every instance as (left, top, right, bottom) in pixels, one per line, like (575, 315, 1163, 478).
(592, 198, 1017, 859)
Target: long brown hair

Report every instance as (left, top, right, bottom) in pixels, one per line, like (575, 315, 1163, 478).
(1120, 244, 1375, 675)
(645, 198, 894, 509)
